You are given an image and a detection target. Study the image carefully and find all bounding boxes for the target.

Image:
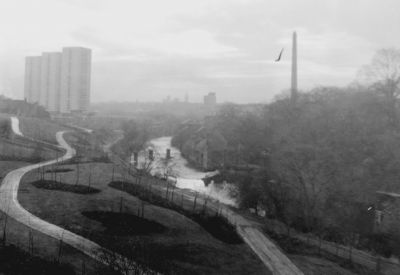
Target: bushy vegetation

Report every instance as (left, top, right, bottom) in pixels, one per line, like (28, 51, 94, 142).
(19, 117, 67, 144)
(0, 98, 50, 118)
(191, 214, 242, 244)
(173, 48, 400, 257)
(111, 113, 181, 161)
(64, 131, 111, 163)
(115, 120, 151, 159)
(0, 118, 11, 138)
(82, 211, 166, 235)
(31, 179, 101, 194)
(45, 167, 74, 173)
(109, 180, 243, 244)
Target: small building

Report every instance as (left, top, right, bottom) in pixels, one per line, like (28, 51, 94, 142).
(203, 92, 216, 106)
(374, 191, 400, 235)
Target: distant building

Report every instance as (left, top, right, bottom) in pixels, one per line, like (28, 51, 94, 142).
(374, 191, 400, 235)
(24, 56, 42, 104)
(60, 47, 91, 113)
(40, 52, 62, 112)
(203, 92, 216, 106)
(24, 47, 91, 114)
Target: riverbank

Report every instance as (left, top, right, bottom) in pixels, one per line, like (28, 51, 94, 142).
(148, 136, 237, 206)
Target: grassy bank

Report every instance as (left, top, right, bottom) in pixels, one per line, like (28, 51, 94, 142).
(19, 161, 269, 274)
(0, 160, 31, 179)
(0, 244, 75, 275)
(109, 180, 242, 244)
(263, 228, 376, 275)
(0, 160, 104, 274)
(19, 117, 70, 144)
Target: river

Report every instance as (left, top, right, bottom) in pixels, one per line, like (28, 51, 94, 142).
(146, 136, 237, 206)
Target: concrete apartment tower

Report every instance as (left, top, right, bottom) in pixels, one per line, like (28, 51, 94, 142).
(24, 57, 33, 102)
(24, 56, 42, 103)
(291, 31, 298, 103)
(48, 53, 62, 112)
(24, 47, 91, 114)
(40, 52, 62, 112)
(60, 47, 91, 113)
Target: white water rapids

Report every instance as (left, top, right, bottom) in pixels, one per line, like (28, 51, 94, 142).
(140, 136, 237, 206)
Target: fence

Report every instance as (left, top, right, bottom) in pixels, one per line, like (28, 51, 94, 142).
(106, 145, 304, 275)
(263, 217, 400, 274)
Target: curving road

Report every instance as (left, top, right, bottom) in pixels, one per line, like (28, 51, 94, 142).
(1, 117, 146, 273)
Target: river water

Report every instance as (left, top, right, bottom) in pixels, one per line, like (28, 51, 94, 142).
(146, 136, 237, 206)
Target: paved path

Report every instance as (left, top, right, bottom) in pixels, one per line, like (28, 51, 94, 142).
(264, 219, 400, 275)
(10, 116, 62, 150)
(66, 124, 93, 134)
(106, 131, 303, 275)
(10, 116, 23, 136)
(0, 117, 150, 274)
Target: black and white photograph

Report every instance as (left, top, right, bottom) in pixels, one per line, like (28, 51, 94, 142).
(0, 0, 399, 274)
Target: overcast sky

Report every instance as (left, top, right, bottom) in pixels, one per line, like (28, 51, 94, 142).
(0, 0, 399, 103)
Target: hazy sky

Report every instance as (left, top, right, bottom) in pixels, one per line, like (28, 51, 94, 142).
(0, 0, 399, 103)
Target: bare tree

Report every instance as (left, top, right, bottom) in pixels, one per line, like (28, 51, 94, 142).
(160, 157, 178, 201)
(273, 144, 336, 231)
(88, 163, 92, 188)
(359, 48, 400, 126)
(75, 162, 80, 185)
(135, 153, 154, 185)
(57, 229, 65, 263)
(111, 164, 115, 182)
(1, 212, 8, 246)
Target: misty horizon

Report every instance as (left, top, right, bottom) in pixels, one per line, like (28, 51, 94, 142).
(1, 0, 399, 103)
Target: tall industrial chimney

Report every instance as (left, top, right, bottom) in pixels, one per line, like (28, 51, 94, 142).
(291, 31, 298, 103)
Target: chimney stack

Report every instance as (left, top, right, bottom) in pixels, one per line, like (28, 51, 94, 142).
(291, 31, 298, 104)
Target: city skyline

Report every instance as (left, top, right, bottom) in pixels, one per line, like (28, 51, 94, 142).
(1, 0, 400, 103)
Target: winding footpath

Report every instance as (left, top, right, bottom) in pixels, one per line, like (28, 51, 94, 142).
(10, 116, 23, 136)
(0, 117, 146, 274)
(106, 132, 303, 275)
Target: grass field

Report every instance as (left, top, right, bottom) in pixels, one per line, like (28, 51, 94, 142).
(19, 160, 269, 275)
(109, 180, 243, 244)
(19, 117, 70, 144)
(0, 160, 107, 275)
(0, 244, 75, 275)
(263, 228, 376, 275)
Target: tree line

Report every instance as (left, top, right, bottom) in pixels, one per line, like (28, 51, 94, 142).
(173, 48, 400, 256)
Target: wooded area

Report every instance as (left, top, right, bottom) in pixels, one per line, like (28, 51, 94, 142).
(173, 48, 400, 257)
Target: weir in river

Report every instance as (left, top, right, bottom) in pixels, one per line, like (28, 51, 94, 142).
(138, 136, 237, 206)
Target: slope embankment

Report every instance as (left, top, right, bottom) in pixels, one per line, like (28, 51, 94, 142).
(0, 117, 151, 274)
